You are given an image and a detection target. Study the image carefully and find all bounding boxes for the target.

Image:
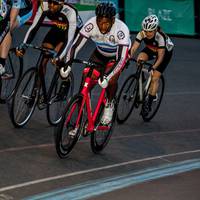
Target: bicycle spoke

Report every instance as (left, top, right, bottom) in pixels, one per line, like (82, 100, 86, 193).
(0, 50, 23, 102)
(117, 75, 138, 124)
(10, 68, 38, 128)
(47, 72, 74, 126)
(55, 95, 83, 158)
(141, 76, 165, 122)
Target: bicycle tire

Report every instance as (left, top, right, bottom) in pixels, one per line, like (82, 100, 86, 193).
(47, 72, 74, 126)
(116, 74, 139, 124)
(0, 49, 23, 103)
(90, 98, 117, 154)
(10, 68, 39, 128)
(55, 94, 84, 158)
(141, 75, 165, 122)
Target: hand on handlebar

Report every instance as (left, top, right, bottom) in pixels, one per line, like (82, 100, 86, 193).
(16, 43, 26, 57)
(51, 56, 61, 66)
(60, 65, 71, 79)
(98, 75, 109, 88)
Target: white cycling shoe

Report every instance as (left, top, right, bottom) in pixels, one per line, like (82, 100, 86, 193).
(101, 100, 114, 125)
(0, 64, 5, 75)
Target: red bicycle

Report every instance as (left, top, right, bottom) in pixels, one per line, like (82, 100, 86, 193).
(55, 59, 117, 158)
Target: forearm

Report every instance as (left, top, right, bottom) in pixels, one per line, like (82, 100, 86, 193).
(66, 33, 87, 63)
(107, 45, 129, 80)
(130, 40, 140, 57)
(58, 23, 77, 59)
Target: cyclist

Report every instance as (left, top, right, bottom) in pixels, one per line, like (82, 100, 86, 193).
(0, 0, 33, 76)
(130, 14, 174, 116)
(17, 0, 82, 69)
(61, 2, 130, 125)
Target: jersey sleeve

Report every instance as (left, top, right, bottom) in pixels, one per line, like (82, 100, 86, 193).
(135, 31, 144, 43)
(79, 17, 95, 39)
(156, 32, 166, 49)
(23, 6, 45, 44)
(58, 6, 78, 59)
(116, 24, 130, 46)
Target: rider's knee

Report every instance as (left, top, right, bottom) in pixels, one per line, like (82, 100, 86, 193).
(151, 76, 160, 84)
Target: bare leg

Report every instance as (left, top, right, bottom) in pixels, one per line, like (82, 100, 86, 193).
(149, 70, 161, 96)
(0, 32, 12, 60)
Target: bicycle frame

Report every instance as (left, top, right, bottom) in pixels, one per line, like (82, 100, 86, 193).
(66, 68, 108, 134)
(138, 67, 152, 102)
(24, 44, 58, 105)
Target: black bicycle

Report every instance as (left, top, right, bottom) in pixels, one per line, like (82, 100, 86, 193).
(0, 48, 23, 103)
(10, 44, 74, 128)
(117, 58, 165, 123)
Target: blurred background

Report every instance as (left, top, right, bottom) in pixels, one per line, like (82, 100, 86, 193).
(30, 0, 200, 36)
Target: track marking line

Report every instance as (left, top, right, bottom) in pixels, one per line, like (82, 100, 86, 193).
(0, 149, 200, 192)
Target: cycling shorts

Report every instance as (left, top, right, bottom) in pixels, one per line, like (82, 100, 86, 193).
(141, 47, 173, 73)
(88, 49, 116, 76)
(43, 26, 82, 54)
(0, 16, 10, 45)
(43, 27, 68, 49)
(17, 5, 33, 27)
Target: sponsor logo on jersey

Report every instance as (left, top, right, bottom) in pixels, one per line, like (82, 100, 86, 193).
(84, 23, 94, 33)
(117, 31, 125, 40)
(62, 8, 68, 14)
(109, 35, 115, 43)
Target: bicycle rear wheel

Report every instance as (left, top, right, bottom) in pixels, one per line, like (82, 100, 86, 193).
(10, 68, 39, 128)
(90, 99, 117, 154)
(55, 94, 84, 158)
(117, 74, 138, 124)
(47, 72, 74, 126)
(141, 75, 165, 122)
(0, 49, 23, 103)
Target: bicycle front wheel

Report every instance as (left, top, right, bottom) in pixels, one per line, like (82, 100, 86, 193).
(0, 49, 23, 103)
(55, 94, 84, 158)
(10, 68, 39, 128)
(90, 99, 117, 154)
(117, 74, 138, 124)
(47, 72, 74, 126)
(141, 75, 165, 122)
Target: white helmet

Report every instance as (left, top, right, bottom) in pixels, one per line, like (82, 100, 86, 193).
(142, 15, 159, 31)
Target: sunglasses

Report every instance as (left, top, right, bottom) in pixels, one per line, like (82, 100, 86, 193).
(48, 0, 61, 5)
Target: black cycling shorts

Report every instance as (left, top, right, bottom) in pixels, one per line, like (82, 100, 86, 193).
(141, 47, 173, 73)
(43, 26, 82, 54)
(0, 16, 10, 45)
(88, 49, 116, 75)
(43, 27, 68, 48)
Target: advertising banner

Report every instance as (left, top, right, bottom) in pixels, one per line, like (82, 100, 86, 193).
(125, 0, 195, 35)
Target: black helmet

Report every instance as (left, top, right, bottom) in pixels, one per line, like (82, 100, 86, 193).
(48, 0, 64, 4)
(95, 2, 116, 18)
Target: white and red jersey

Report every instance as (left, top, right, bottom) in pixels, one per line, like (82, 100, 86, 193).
(67, 16, 131, 80)
(79, 16, 130, 57)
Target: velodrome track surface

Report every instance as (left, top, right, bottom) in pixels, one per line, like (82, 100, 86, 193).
(0, 26, 200, 199)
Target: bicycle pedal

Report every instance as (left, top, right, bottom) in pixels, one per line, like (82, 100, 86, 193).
(134, 102, 139, 108)
(37, 102, 47, 110)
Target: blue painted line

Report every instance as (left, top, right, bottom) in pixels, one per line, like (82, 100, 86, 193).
(24, 159, 200, 200)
